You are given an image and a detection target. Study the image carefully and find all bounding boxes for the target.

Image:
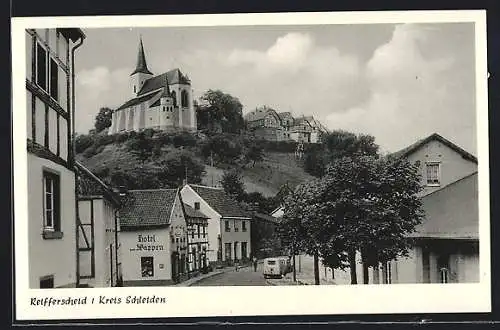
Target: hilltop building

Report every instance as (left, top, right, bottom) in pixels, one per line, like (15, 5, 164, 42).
(109, 38, 196, 134)
(26, 28, 86, 288)
(244, 106, 328, 143)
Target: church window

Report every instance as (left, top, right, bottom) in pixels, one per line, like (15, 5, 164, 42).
(162, 106, 165, 112)
(181, 90, 188, 107)
(134, 85, 136, 93)
(171, 91, 177, 106)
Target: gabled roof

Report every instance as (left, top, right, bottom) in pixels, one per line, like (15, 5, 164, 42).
(115, 90, 160, 111)
(119, 189, 178, 230)
(390, 133, 477, 164)
(187, 184, 251, 219)
(138, 69, 190, 96)
(183, 203, 209, 219)
(75, 161, 121, 206)
(245, 107, 280, 122)
(411, 172, 478, 240)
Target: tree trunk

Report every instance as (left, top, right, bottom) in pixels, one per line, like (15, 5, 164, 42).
(362, 261, 369, 284)
(292, 248, 297, 282)
(331, 267, 335, 280)
(373, 264, 380, 284)
(349, 250, 357, 285)
(314, 251, 320, 285)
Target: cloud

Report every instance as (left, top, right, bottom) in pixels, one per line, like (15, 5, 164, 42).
(75, 66, 129, 133)
(326, 24, 476, 155)
(177, 32, 365, 121)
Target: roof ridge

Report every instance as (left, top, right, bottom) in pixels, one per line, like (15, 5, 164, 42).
(188, 184, 223, 190)
(128, 188, 179, 192)
(421, 171, 478, 198)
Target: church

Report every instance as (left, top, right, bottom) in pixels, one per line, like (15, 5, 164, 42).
(108, 38, 197, 134)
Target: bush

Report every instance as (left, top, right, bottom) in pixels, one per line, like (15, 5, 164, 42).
(75, 134, 95, 154)
(82, 145, 98, 158)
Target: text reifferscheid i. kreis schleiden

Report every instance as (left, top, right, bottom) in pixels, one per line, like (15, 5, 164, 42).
(30, 295, 167, 306)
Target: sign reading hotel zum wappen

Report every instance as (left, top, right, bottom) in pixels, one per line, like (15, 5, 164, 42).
(130, 234, 165, 252)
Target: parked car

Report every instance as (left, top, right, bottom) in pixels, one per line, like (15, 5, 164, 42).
(263, 256, 292, 278)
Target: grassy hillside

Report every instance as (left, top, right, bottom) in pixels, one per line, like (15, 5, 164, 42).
(75, 134, 312, 198)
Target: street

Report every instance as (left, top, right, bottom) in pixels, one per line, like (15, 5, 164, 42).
(192, 263, 270, 286)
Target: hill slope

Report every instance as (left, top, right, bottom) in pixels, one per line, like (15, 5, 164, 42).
(76, 140, 312, 197)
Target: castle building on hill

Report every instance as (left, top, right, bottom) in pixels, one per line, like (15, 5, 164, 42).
(109, 38, 197, 134)
(244, 106, 328, 143)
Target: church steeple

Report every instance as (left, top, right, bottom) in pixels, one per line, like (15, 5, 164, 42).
(131, 36, 153, 76)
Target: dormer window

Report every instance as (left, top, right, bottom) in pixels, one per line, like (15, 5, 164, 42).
(425, 162, 440, 186)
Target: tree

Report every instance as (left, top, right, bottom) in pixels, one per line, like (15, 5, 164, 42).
(302, 130, 379, 178)
(245, 144, 264, 167)
(157, 150, 206, 187)
(279, 154, 424, 285)
(94, 107, 113, 133)
(125, 132, 154, 164)
(319, 155, 424, 284)
(198, 90, 245, 134)
(220, 169, 245, 201)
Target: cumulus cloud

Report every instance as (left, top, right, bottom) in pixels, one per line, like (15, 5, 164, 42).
(326, 24, 476, 155)
(177, 32, 365, 122)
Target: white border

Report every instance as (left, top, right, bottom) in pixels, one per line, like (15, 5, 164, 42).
(11, 10, 490, 321)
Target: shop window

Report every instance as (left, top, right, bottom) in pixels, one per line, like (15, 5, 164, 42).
(141, 256, 154, 277)
(241, 242, 248, 259)
(43, 171, 61, 235)
(225, 220, 230, 232)
(39, 275, 54, 288)
(225, 243, 232, 261)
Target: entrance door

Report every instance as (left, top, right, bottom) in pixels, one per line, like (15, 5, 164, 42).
(171, 253, 179, 283)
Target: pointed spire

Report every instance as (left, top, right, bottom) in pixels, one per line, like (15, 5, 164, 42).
(131, 36, 153, 76)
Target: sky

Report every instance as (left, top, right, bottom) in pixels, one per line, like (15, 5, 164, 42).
(74, 22, 477, 155)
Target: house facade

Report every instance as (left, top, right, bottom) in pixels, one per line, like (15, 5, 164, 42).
(26, 28, 85, 288)
(180, 184, 252, 266)
(118, 189, 188, 286)
(183, 203, 209, 275)
(244, 107, 327, 143)
(108, 38, 196, 134)
(75, 162, 122, 288)
(334, 133, 479, 285)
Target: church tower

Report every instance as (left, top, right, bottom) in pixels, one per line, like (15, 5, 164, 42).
(130, 37, 153, 97)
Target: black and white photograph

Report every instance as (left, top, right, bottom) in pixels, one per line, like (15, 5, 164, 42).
(12, 10, 490, 320)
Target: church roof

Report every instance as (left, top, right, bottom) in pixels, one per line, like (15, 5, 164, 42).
(138, 69, 191, 96)
(131, 37, 153, 76)
(115, 90, 160, 111)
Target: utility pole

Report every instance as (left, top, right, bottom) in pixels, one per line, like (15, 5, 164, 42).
(292, 243, 296, 282)
(210, 150, 214, 187)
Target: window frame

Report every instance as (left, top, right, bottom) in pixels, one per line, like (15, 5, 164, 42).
(141, 256, 154, 278)
(425, 161, 441, 187)
(42, 170, 61, 234)
(36, 41, 48, 91)
(242, 221, 247, 232)
(225, 220, 230, 232)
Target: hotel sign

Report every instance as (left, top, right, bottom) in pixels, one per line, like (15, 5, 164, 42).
(129, 234, 165, 252)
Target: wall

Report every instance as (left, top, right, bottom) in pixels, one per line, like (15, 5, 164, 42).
(181, 186, 221, 263)
(78, 198, 119, 288)
(28, 154, 77, 288)
(221, 218, 252, 261)
(405, 139, 478, 196)
(119, 227, 173, 286)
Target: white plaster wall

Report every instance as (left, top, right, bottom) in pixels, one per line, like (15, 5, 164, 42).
(221, 218, 251, 260)
(180, 186, 221, 263)
(405, 139, 478, 196)
(120, 227, 172, 283)
(28, 154, 77, 288)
